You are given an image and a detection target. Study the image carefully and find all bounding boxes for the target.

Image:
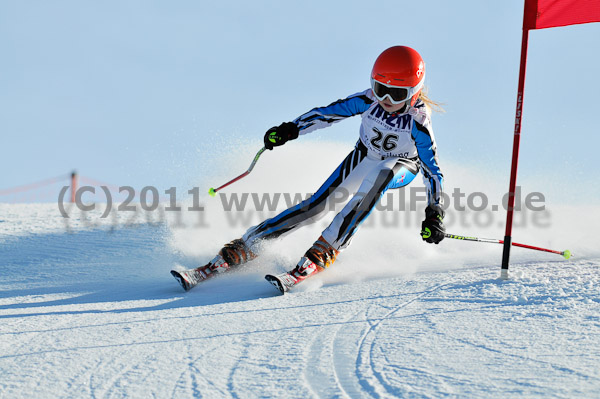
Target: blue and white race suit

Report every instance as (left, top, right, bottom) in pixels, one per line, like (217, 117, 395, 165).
(243, 89, 444, 251)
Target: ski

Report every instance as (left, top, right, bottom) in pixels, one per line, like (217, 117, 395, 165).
(171, 255, 233, 292)
(170, 265, 216, 291)
(265, 258, 321, 294)
(265, 272, 298, 294)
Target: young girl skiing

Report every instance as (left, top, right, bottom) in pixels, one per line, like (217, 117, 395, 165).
(172, 45, 445, 293)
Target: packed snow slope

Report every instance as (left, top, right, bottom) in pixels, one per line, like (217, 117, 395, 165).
(1, 143, 600, 398)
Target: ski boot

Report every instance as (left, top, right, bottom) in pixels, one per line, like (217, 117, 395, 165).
(171, 238, 257, 291)
(265, 236, 339, 294)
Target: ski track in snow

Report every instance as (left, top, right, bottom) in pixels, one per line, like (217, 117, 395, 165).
(1, 203, 600, 398)
(359, 282, 452, 399)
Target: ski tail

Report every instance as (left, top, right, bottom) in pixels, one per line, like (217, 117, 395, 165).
(170, 265, 215, 292)
(170, 269, 209, 292)
(170, 254, 233, 292)
(170, 270, 193, 291)
(265, 273, 298, 294)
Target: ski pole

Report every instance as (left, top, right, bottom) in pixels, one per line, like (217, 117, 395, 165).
(208, 147, 267, 197)
(444, 233, 572, 259)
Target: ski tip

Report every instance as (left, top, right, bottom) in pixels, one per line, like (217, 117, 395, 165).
(265, 274, 286, 294)
(171, 270, 192, 292)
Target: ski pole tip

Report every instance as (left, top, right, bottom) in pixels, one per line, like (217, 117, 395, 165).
(208, 187, 216, 197)
(562, 250, 572, 260)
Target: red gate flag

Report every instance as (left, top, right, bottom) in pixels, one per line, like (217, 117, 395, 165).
(524, 0, 600, 29)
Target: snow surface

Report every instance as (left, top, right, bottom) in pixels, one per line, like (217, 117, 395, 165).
(2, 143, 600, 398)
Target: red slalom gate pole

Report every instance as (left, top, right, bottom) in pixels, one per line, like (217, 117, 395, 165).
(445, 233, 571, 260)
(502, 20, 531, 278)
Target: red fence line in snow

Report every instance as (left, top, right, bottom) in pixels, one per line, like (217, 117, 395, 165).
(1, 172, 171, 203)
(0, 174, 71, 196)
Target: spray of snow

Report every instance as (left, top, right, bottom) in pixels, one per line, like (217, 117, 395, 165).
(167, 140, 600, 283)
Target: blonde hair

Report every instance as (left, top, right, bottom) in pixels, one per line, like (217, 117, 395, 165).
(418, 86, 445, 113)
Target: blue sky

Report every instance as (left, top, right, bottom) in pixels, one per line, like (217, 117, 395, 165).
(1, 0, 599, 202)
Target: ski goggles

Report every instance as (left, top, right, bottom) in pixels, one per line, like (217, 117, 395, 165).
(370, 77, 424, 104)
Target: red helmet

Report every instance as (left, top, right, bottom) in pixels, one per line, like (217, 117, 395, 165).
(371, 46, 425, 107)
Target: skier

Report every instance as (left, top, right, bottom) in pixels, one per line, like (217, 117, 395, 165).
(172, 45, 445, 293)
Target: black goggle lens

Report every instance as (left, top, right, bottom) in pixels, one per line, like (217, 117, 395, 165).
(372, 81, 409, 102)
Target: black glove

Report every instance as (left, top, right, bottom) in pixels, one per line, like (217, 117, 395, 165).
(263, 122, 299, 150)
(421, 205, 445, 244)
